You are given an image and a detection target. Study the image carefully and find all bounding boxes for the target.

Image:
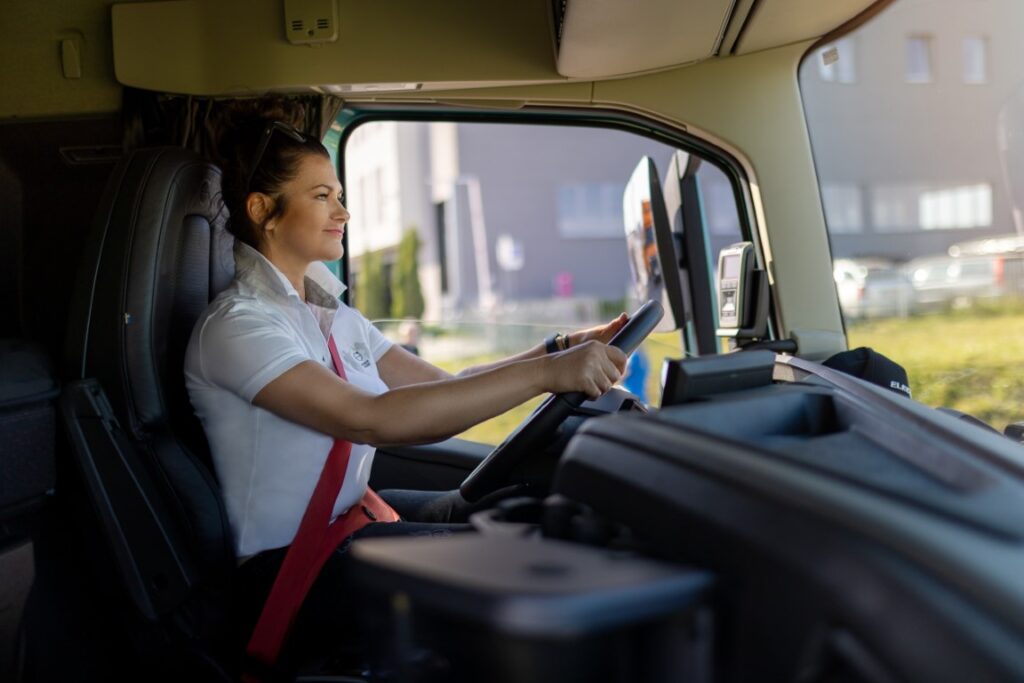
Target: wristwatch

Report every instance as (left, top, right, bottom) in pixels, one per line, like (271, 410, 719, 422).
(544, 333, 570, 353)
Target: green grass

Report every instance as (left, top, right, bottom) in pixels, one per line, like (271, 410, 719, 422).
(847, 301, 1024, 432)
(435, 305, 1024, 444)
(434, 332, 685, 445)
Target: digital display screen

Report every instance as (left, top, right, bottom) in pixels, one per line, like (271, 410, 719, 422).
(722, 254, 741, 279)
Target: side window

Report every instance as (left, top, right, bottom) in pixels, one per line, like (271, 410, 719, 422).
(800, 0, 1024, 431)
(341, 119, 745, 443)
(321, 120, 344, 281)
(696, 160, 744, 334)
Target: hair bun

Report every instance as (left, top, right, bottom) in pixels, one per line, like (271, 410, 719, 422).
(210, 99, 308, 170)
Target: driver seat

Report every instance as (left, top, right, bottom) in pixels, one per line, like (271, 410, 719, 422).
(62, 147, 244, 678)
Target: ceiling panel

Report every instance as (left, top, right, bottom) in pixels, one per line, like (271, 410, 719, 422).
(556, 0, 736, 78)
(735, 0, 879, 54)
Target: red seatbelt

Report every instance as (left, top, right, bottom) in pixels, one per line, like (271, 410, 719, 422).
(245, 335, 400, 677)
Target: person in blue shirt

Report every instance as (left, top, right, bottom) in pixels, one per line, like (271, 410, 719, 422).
(622, 350, 649, 403)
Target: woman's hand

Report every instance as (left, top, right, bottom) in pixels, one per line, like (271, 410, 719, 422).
(541, 341, 627, 399)
(567, 312, 628, 348)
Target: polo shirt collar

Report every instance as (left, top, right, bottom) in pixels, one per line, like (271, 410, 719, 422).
(233, 240, 346, 309)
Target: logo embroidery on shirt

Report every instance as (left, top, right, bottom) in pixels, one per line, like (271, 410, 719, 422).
(349, 342, 372, 369)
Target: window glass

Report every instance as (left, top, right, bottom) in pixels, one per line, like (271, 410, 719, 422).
(321, 122, 344, 279)
(905, 35, 933, 83)
(342, 120, 741, 443)
(698, 161, 743, 240)
(870, 183, 993, 232)
(919, 184, 992, 230)
(695, 160, 744, 331)
(964, 36, 989, 84)
(822, 183, 864, 234)
(801, 0, 1024, 432)
(556, 183, 626, 238)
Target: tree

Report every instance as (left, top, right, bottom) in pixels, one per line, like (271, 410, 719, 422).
(390, 228, 425, 319)
(356, 249, 389, 320)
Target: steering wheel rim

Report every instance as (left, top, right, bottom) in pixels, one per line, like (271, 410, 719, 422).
(459, 300, 665, 502)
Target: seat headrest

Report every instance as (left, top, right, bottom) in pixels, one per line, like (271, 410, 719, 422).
(68, 147, 233, 437)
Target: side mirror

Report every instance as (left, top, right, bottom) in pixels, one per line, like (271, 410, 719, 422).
(622, 156, 685, 333)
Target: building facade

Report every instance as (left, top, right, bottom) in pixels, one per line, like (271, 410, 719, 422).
(802, 0, 1024, 262)
(340, 120, 741, 322)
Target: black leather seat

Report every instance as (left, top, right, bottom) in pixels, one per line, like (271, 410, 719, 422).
(62, 147, 240, 679)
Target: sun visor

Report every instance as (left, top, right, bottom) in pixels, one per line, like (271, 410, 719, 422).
(112, 0, 562, 96)
(556, 0, 734, 78)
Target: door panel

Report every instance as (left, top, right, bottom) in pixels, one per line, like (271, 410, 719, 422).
(370, 439, 491, 491)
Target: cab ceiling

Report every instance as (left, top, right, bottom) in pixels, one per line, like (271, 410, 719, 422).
(110, 0, 882, 96)
(557, 0, 881, 78)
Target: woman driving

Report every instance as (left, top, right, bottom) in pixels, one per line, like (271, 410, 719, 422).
(183, 115, 628, 665)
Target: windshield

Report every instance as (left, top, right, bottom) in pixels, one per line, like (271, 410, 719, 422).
(332, 119, 746, 443)
(801, 0, 1024, 431)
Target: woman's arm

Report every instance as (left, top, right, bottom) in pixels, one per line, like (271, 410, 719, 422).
(254, 340, 626, 447)
(454, 313, 629, 378)
(376, 344, 453, 388)
(376, 313, 630, 388)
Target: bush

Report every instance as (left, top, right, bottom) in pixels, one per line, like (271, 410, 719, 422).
(356, 250, 389, 320)
(598, 297, 628, 320)
(391, 228, 425, 319)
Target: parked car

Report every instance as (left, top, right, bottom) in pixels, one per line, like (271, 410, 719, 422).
(905, 253, 1024, 311)
(833, 258, 915, 320)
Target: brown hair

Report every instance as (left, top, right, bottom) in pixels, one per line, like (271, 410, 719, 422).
(215, 107, 330, 249)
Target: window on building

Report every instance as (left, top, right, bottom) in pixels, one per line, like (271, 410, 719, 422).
(365, 168, 382, 226)
(818, 38, 857, 84)
(963, 36, 988, 84)
(919, 184, 992, 229)
(821, 183, 864, 234)
(871, 183, 992, 232)
(556, 183, 625, 238)
(871, 184, 921, 232)
(905, 35, 933, 83)
(434, 201, 448, 293)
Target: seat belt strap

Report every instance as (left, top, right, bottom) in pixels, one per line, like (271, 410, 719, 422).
(245, 335, 399, 677)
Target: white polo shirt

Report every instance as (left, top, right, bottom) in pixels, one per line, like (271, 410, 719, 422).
(184, 241, 392, 558)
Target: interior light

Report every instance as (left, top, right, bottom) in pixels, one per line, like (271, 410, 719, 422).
(323, 83, 422, 94)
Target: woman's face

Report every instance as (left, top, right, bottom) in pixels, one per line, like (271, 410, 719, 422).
(262, 152, 349, 264)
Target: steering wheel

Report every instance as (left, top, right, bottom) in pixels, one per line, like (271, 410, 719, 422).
(460, 300, 665, 502)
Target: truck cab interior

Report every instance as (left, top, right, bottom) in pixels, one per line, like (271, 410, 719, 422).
(5, 1, 1024, 682)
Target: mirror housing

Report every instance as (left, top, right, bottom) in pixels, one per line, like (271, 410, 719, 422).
(663, 151, 718, 356)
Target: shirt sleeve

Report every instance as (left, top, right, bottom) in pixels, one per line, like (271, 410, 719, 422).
(352, 308, 393, 361)
(197, 306, 310, 403)
(368, 322, 394, 362)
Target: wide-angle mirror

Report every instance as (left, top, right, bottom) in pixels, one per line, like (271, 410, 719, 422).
(622, 156, 684, 333)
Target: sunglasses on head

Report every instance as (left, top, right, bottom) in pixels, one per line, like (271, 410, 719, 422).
(245, 120, 307, 195)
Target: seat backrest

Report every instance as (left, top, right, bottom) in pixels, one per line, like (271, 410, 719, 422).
(64, 146, 236, 604)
